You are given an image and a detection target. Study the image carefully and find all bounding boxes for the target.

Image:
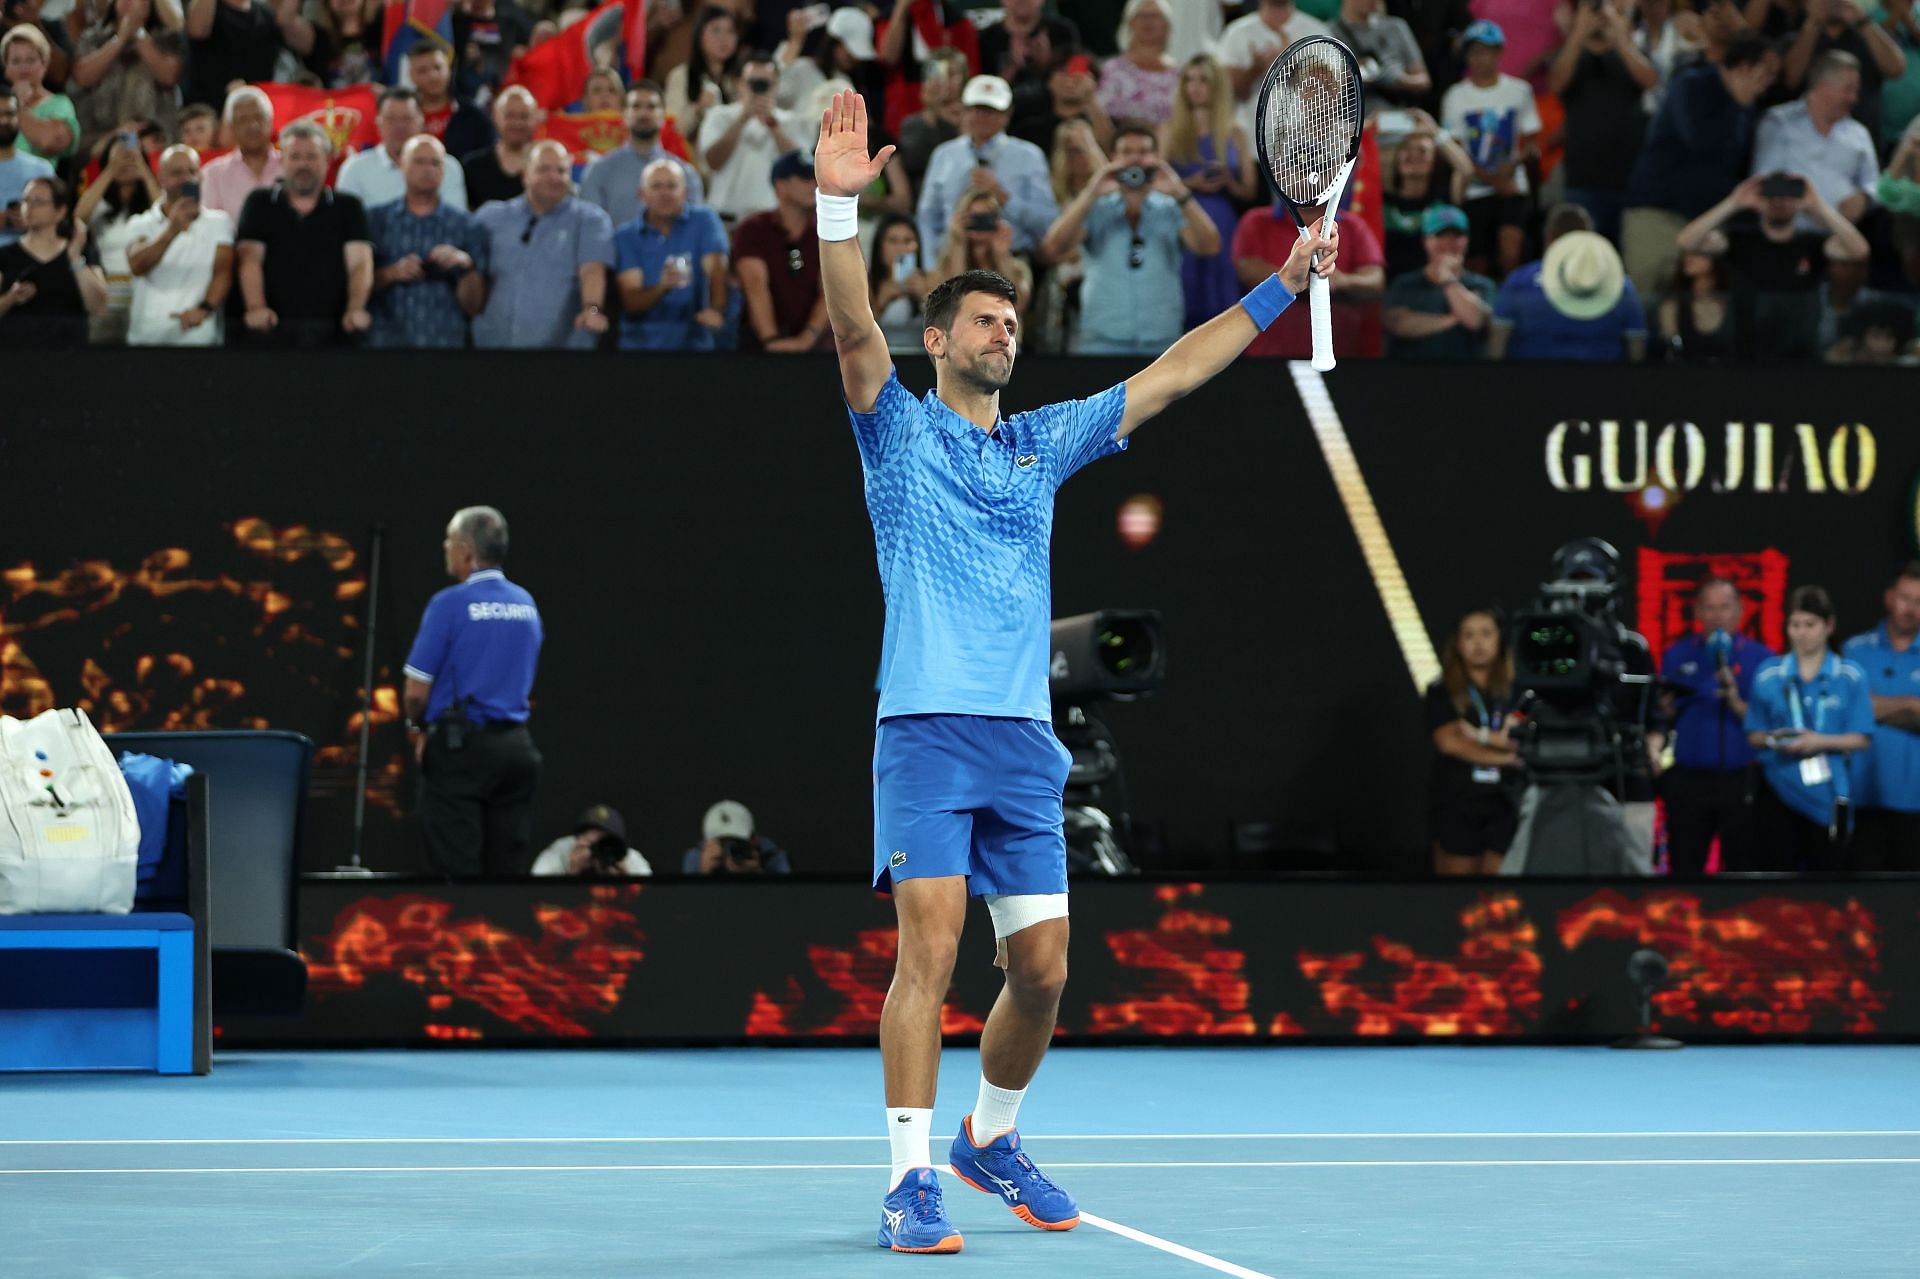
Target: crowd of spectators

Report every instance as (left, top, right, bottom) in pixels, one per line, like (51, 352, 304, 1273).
(5, 0, 1920, 362)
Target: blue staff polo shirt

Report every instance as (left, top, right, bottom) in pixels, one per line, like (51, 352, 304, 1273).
(366, 197, 491, 350)
(1842, 624, 1920, 812)
(403, 568, 544, 725)
(847, 370, 1128, 724)
(1743, 651, 1875, 826)
(1661, 631, 1774, 770)
(611, 204, 730, 351)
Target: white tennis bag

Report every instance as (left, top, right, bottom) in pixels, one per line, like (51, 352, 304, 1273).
(0, 708, 141, 915)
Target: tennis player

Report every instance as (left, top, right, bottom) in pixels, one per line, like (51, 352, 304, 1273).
(813, 89, 1334, 1255)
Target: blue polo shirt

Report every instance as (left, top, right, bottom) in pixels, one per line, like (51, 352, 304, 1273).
(471, 195, 616, 350)
(1661, 631, 1774, 770)
(611, 205, 729, 351)
(402, 568, 544, 725)
(1841, 625, 1920, 812)
(848, 370, 1128, 723)
(1743, 652, 1875, 826)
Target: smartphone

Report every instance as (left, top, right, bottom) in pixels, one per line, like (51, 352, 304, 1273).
(975, 155, 992, 168)
(178, 180, 201, 203)
(1065, 53, 1091, 77)
(966, 211, 999, 232)
(665, 253, 691, 281)
(1760, 172, 1806, 200)
(892, 251, 917, 281)
(803, 2, 830, 29)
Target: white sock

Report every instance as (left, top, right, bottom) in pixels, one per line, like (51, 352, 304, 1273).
(971, 1076, 1026, 1143)
(887, 1107, 934, 1190)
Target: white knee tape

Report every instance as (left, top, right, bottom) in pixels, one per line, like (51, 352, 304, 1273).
(984, 893, 1069, 939)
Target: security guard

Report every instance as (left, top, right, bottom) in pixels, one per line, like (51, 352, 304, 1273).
(1841, 563, 1920, 871)
(401, 506, 545, 876)
(1658, 578, 1774, 873)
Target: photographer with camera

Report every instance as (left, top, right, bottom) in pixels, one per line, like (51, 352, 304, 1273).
(530, 804, 652, 877)
(1659, 577, 1774, 873)
(699, 51, 802, 224)
(1744, 586, 1875, 871)
(1039, 124, 1218, 355)
(402, 506, 544, 877)
(682, 800, 792, 876)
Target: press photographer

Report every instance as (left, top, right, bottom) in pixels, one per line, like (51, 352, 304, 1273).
(530, 804, 652, 877)
(682, 800, 792, 875)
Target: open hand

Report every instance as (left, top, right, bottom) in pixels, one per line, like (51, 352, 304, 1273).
(815, 89, 895, 197)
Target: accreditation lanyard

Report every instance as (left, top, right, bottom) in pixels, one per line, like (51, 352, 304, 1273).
(1786, 655, 1837, 791)
(1467, 686, 1502, 731)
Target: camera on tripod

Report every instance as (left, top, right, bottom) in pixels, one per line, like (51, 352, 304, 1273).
(1049, 610, 1165, 875)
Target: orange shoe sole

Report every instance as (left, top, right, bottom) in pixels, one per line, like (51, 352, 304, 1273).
(889, 1234, 964, 1254)
(948, 1167, 1080, 1231)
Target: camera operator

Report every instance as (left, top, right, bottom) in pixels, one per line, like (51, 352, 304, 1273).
(530, 804, 652, 877)
(1425, 608, 1522, 876)
(1659, 577, 1774, 873)
(1745, 585, 1875, 871)
(402, 506, 544, 877)
(682, 799, 792, 876)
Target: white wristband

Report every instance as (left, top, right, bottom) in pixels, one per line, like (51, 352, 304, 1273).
(816, 192, 859, 242)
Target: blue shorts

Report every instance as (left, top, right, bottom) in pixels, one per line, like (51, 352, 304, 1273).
(872, 714, 1072, 896)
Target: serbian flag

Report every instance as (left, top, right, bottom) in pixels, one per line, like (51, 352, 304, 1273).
(538, 110, 627, 172)
(504, 0, 630, 110)
(381, 0, 454, 84)
(257, 82, 382, 164)
(623, 0, 645, 80)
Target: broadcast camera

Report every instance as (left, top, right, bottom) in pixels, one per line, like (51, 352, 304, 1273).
(1507, 538, 1656, 792)
(1049, 611, 1165, 875)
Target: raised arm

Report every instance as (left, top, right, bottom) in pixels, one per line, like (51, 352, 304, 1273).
(816, 89, 898, 412)
(1118, 225, 1332, 439)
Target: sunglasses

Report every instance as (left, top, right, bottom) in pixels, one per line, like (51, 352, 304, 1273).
(787, 246, 805, 273)
(1128, 233, 1145, 269)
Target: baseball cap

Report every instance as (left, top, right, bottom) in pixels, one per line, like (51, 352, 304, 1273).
(770, 149, 815, 182)
(1462, 19, 1505, 47)
(703, 800, 755, 842)
(1422, 204, 1469, 236)
(574, 804, 627, 843)
(827, 7, 877, 61)
(961, 75, 1014, 112)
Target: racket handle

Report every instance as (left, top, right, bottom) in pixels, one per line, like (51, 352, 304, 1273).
(1309, 270, 1335, 372)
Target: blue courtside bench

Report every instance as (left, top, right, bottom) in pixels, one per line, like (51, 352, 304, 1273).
(0, 772, 212, 1075)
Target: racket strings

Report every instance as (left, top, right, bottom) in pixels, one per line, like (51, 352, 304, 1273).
(1261, 45, 1360, 205)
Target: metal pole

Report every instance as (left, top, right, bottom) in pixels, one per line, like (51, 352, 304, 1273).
(344, 524, 383, 873)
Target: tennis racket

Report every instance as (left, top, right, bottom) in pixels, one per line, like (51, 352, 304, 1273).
(1252, 36, 1365, 372)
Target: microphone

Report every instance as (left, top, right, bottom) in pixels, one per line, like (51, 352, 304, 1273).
(1707, 628, 1731, 673)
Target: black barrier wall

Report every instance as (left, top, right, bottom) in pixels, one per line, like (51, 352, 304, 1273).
(5, 353, 1918, 871)
(220, 876, 1920, 1045)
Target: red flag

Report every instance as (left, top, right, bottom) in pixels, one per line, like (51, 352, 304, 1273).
(257, 82, 382, 156)
(1344, 118, 1384, 248)
(537, 110, 628, 167)
(623, 0, 645, 81)
(504, 0, 628, 111)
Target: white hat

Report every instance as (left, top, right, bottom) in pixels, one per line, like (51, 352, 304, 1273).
(827, 7, 877, 61)
(703, 799, 755, 842)
(1541, 230, 1626, 321)
(961, 74, 1015, 112)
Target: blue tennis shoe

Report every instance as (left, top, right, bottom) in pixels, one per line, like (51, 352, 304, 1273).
(877, 1167, 964, 1253)
(948, 1116, 1080, 1230)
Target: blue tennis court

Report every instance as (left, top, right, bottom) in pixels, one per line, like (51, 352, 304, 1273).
(7, 1044, 1918, 1276)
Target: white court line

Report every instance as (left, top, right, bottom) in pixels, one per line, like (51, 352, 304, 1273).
(5, 1158, 1920, 1175)
(1080, 1212, 1276, 1279)
(5, 1130, 1917, 1146)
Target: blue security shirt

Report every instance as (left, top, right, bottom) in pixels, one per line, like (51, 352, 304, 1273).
(848, 370, 1128, 723)
(1841, 625, 1920, 812)
(611, 204, 730, 351)
(1661, 631, 1774, 770)
(1743, 651, 1875, 826)
(402, 568, 544, 724)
